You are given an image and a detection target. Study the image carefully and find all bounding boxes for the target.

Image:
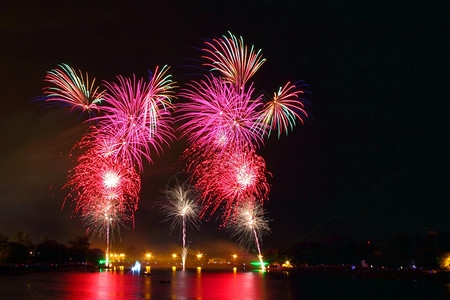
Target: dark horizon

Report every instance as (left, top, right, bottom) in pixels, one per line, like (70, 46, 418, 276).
(0, 0, 447, 255)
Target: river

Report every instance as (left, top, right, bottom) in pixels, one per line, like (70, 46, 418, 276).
(0, 268, 449, 299)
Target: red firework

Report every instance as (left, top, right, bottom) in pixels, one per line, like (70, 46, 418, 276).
(176, 33, 309, 225)
(192, 148, 270, 222)
(64, 146, 141, 228)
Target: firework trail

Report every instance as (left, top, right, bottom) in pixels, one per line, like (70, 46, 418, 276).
(80, 197, 131, 266)
(229, 201, 270, 269)
(80, 197, 129, 238)
(159, 180, 201, 269)
(63, 144, 141, 266)
(64, 146, 141, 266)
(42, 63, 105, 116)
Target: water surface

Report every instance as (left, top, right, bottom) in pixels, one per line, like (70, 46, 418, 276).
(0, 268, 448, 299)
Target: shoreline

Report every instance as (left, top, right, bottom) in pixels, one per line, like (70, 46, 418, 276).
(1, 263, 449, 282)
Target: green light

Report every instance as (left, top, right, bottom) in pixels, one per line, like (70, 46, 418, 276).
(250, 261, 268, 266)
(99, 259, 106, 264)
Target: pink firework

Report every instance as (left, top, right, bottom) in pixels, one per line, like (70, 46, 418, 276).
(43, 63, 105, 115)
(64, 146, 141, 227)
(175, 33, 312, 229)
(177, 76, 267, 152)
(91, 66, 176, 170)
(260, 81, 310, 138)
(192, 148, 270, 221)
(202, 32, 266, 88)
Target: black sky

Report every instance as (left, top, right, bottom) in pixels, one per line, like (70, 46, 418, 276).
(0, 0, 448, 253)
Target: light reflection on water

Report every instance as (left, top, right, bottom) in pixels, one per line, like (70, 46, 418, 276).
(0, 269, 273, 299)
(0, 269, 449, 299)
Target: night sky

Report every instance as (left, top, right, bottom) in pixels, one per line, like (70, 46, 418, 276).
(0, 1, 447, 255)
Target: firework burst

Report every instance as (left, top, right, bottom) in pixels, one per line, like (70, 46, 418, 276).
(43, 63, 105, 116)
(176, 33, 310, 229)
(202, 31, 266, 88)
(191, 148, 270, 222)
(159, 180, 201, 269)
(63, 146, 141, 226)
(160, 181, 201, 233)
(228, 201, 270, 268)
(177, 76, 267, 152)
(91, 67, 176, 170)
(64, 146, 141, 267)
(80, 197, 131, 267)
(260, 81, 310, 138)
(80, 197, 129, 239)
(40, 63, 178, 265)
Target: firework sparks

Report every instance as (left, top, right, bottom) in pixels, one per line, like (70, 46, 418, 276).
(177, 76, 267, 152)
(91, 67, 176, 170)
(42, 63, 105, 116)
(63, 146, 141, 227)
(81, 198, 128, 238)
(64, 146, 140, 266)
(202, 31, 266, 88)
(176, 33, 310, 232)
(80, 197, 131, 267)
(260, 81, 310, 138)
(38, 33, 311, 265)
(229, 201, 270, 269)
(159, 180, 201, 269)
(192, 148, 270, 222)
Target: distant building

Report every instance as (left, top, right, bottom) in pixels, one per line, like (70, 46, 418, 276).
(208, 258, 227, 264)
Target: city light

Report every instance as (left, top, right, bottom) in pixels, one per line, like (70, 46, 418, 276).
(282, 260, 293, 268)
(440, 253, 450, 270)
(131, 261, 141, 272)
(250, 261, 268, 267)
(107, 253, 126, 263)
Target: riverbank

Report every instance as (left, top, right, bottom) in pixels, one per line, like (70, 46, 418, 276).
(268, 265, 450, 282)
(0, 262, 99, 275)
(1, 262, 449, 283)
